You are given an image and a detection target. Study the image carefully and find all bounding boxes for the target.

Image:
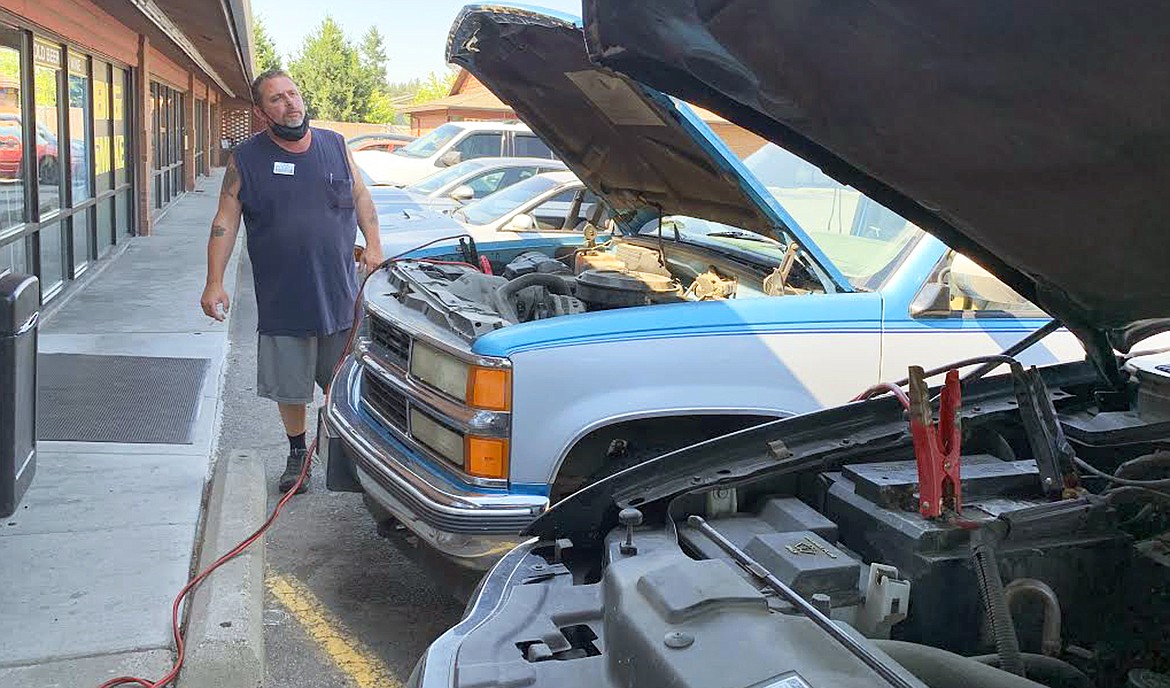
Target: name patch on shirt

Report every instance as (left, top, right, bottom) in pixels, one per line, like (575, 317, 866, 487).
(273, 161, 296, 176)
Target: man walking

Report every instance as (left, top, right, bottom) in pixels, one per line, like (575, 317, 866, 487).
(200, 69, 384, 494)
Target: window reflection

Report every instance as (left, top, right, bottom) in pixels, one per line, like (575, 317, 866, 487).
(0, 236, 24, 276)
(39, 220, 63, 291)
(0, 27, 25, 230)
(72, 207, 90, 270)
(96, 196, 113, 255)
(68, 52, 91, 202)
(113, 67, 127, 188)
(34, 40, 62, 215)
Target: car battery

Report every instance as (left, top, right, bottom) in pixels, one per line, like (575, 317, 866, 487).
(0, 273, 38, 517)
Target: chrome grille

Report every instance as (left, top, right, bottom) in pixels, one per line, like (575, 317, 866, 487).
(361, 370, 408, 433)
(368, 314, 410, 370)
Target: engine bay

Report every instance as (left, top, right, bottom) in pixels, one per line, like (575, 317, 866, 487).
(384, 232, 822, 340)
(449, 356, 1170, 688)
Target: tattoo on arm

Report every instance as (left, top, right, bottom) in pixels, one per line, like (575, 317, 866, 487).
(220, 155, 240, 199)
(211, 224, 229, 238)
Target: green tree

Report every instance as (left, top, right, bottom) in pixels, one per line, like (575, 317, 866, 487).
(364, 90, 397, 125)
(356, 27, 391, 123)
(252, 16, 282, 73)
(358, 27, 389, 94)
(287, 17, 363, 121)
(412, 68, 458, 105)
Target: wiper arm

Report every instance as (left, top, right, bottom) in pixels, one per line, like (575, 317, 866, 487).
(689, 516, 920, 688)
(704, 230, 775, 243)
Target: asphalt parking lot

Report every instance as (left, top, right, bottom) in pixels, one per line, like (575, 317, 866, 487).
(218, 255, 465, 687)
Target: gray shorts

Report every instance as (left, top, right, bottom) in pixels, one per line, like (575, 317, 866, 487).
(257, 329, 352, 404)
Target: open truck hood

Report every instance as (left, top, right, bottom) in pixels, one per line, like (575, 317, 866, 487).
(580, 0, 1170, 354)
(445, 5, 852, 292)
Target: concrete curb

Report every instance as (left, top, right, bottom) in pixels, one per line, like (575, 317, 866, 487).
(177, 449, 266, 688)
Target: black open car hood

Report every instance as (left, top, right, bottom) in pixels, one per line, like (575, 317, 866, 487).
(581, 0, 1170, 352)
(445, 5, 853, 291)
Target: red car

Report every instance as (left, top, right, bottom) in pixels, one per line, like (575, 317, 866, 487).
(0, 113, 59, 184)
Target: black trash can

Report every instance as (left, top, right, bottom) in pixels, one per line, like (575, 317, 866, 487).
(0, 273, 38, 518)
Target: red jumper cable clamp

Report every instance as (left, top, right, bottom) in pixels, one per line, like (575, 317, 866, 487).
(908, 366, 962, 519)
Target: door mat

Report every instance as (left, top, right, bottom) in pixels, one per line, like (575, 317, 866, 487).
(37, 353, 209, 444)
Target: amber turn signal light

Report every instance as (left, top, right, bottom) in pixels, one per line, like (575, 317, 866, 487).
(465, 436, 509, 479)
(467, 367, 511, 411)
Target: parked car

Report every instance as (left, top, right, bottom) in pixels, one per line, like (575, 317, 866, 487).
(321, 4, 1088, 584)
(355, 170, 602, 273)
(365, 121, 557, 186)
(0, 114, 60, 183)
(357, 156, 567, 215)
(406, 4, 1170, 688)
(346, 132, 415, 153)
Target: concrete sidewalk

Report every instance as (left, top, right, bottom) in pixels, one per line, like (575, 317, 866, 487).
(0, 170, 253, 686)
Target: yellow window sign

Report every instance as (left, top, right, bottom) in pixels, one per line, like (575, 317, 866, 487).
(114, 135, 126, 171)
(94, 81, 108, 120)
(112, 82, 124, 121)
(94, 136, 111, 176)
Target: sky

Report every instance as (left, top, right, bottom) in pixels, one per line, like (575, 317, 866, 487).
(249, 0, 585, 84)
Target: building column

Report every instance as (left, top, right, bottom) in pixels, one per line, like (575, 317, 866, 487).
(183, 72, 196, 191)
(135, 34, 152, 236)
(210, 95, 222, 168)
(202, 92, 212, 174)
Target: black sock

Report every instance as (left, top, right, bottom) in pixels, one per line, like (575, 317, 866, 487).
(288, 432, 307, 454)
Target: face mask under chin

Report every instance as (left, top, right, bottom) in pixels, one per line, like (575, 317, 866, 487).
(269, 115, 310, 142)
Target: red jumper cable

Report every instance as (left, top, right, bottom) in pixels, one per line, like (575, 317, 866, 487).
(907, 366, 962, 519)
(98, 233, 478, 688)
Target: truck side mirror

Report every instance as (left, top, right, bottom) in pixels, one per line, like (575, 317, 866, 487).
(506, 214, 535, 231)
(910, 282, 953, 318)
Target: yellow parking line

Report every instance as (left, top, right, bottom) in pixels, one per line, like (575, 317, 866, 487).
(266, 572, 402, 688)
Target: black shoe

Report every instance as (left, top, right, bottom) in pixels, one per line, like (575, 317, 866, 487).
(279, 447, 310, 494)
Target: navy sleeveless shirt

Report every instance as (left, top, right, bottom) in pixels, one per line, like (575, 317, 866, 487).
(233, 128, 358, 336)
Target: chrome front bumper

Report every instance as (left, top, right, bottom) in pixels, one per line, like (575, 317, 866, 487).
(325, 356, 547, 569)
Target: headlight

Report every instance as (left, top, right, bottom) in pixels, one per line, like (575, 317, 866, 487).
(409, 408, 463, 467)
(410, 341, 469, 401)
(408, 339, 512, 480)
(409, 409, 509, 479)
(410, 341, 512, 411)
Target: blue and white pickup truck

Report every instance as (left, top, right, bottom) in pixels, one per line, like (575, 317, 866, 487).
(321, 6, 1084, 573)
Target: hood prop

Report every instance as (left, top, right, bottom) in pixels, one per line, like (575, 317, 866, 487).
(687, 515, 920, 688)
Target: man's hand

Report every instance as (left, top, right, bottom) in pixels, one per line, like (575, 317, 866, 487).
(361, 244, 386, 276)
(201, 283, 231, 322)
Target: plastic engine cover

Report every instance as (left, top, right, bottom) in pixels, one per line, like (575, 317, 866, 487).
(601, 539, 926, 688)
(575, 269, 681, 308)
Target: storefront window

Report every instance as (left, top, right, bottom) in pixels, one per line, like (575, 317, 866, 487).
(116, 188, 130, 237)
(96, 195, 112, 255)
(0, 236, 25, 276)
(72, 206, 90, 271)
(39, 220, 64, 293)
(34, 40, 63, 216)
(0, 26, 25, 232)
(113, 66, 128, 189)
(93, 61, 111, 192)
(68, 51, 91, 203)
